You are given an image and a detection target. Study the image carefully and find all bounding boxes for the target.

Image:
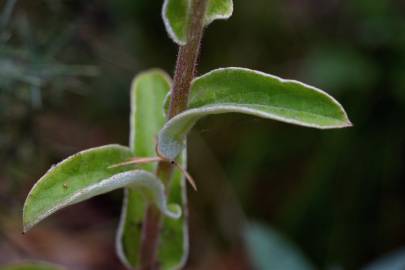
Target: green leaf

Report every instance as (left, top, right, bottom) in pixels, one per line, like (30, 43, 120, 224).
(158, 67, 352, 160)
(22, 142, 181, 234)
(157, 151, 188, 270)
(244, 222, 315, 270)
(205, 0, 233, 25)
(23, 145, 180, 233)
(23, 144, 133, 232)
(116, 70, 189, 269)
(0, 262, 65, 270)
(162, 0, 233, 45)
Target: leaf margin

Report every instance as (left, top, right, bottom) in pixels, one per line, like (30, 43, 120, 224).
(22, 144, 181, 234)
(162, 0, 234, 45)
(22, 144, 133, 233)
(157, 67, 352, 160)
(205, 0, 233, 26)
(162, 0, 190, 45)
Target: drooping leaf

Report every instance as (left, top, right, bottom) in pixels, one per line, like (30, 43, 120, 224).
(22, 145, 180, 235)
(162, 0, 233, 45)
(244, 222, 315, 270)
(0, 262, 65, 270)
(116, 70, 189, 269)
(23, 148, 180, 233)
(23, 144, 133, 232)
(157, 67, 352, 160)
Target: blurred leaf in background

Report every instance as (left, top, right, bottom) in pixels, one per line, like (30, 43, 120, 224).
(363, 248, 405, 270)
(244, 222, 315, 270)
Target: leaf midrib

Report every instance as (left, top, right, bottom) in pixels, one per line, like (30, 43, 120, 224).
(189, 102, 345, 124)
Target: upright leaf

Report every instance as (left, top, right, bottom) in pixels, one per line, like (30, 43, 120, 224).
(158, 151, 189, 269)
(116, 70, 189, 269)
(158, 67, 352, 160)
(205, 0, 234, 25)
(162, 0, 233, 45)
(23, 144, 133, 232)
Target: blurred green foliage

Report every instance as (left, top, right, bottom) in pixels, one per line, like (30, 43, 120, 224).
(0, 0, 404, 269)
(244, 222, 315, 270)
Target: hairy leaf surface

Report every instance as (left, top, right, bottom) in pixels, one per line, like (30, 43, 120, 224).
(158, 67, 352, 160)
(116, 70, 189, 269)
(23, 144, 133, 232)
(162, 0, 233, 45)
(23, 148, 180, 233)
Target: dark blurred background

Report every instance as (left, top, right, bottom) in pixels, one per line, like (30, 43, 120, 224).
(0, 0, 404, 269)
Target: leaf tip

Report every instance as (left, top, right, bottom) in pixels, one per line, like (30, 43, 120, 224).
(318, 120, 353, 130)
(167, 203, 182, 219)
(22, 207, 35, 233)
(22, 222, 32, 234)
(22, 202, 32, 234)
(335, 116, 353, 129)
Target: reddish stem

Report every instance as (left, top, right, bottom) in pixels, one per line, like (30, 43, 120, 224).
(138, 1, 208, 269)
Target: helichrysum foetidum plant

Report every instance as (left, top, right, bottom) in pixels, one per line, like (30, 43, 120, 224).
(22, 0, 351, 269)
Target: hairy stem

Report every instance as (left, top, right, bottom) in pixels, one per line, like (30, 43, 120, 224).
(139, 0, 208, 269)
(168, 0, 208, 119)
